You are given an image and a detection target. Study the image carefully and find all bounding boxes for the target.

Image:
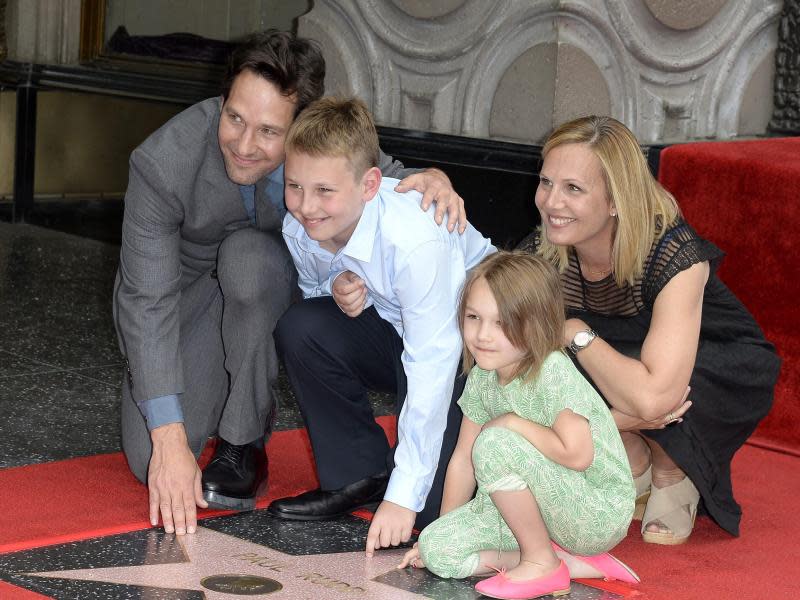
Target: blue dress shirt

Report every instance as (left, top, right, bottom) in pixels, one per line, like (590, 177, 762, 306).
(282, 177, 495, 513)
(138, 165, 287, 430)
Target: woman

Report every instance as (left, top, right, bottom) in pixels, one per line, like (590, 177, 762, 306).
(518, 116, 779, 544)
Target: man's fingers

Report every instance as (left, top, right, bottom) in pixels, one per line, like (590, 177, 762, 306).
(149, 490, 160, 527)
(184, 496, 198, 535)
(194, 470, 208, 510)
(160, 501, 175, 534)
(172, 500, 187, 535)
(455, 197, 467, 234)
(430, 190, 446, 225)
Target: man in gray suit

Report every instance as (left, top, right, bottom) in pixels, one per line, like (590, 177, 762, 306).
(114, 30, 465, 537)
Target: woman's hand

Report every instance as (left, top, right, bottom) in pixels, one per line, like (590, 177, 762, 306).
(397, 542, 425, 569)
(612, 387, 692, 431)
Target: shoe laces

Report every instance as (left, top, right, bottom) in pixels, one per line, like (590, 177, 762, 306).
(213, 440, 246, 466)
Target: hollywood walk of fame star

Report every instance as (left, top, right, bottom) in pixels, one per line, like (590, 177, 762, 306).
(24, 526, 422, 599)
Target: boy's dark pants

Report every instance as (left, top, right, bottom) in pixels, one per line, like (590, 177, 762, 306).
(274, 296, 464, 530)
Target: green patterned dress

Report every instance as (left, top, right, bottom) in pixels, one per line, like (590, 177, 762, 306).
(418, 351, 635, 579)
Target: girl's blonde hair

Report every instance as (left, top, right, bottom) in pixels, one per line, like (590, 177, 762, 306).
(458, 251, 565, 383)
(537, 115, 681, 286)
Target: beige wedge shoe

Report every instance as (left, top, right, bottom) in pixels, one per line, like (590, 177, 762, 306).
(641, 476, 699, 545)
(632, 465, 651, 521)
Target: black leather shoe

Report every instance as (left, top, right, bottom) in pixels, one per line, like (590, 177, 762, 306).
(267, 472, 388, 521)
(202, 438, 267, 511)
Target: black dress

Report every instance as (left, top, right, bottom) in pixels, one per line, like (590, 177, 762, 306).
(518, 219, 780, 536)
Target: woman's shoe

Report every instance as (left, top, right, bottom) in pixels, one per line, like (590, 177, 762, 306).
(550, 542, 639, 584)
(641, 475, 699, 545)
(633, 465, 652, 521)
(474, 560, 570, 599)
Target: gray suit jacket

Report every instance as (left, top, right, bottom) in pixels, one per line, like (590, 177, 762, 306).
(114, 97, 410, 403)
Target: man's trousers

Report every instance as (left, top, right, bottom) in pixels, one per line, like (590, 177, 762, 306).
(121, 228, 295, 482)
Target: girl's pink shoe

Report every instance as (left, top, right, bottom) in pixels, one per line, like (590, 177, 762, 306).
(550, 542, 640, 584)
(474, 560, 570, 599)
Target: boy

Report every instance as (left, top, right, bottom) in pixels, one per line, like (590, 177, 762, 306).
(270, 98, 495, 554)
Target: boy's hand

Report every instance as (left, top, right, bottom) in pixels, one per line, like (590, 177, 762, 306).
(332, 271, 367, 317)
(395, 168, 467, 234)
(397, 542, 425, 569)
(365, 500, 416, 557)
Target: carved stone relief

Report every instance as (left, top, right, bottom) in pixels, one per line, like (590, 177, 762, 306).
(770, 0, 800, 134)
(299, 0, 783, 144)
(3, 0, 80, 64)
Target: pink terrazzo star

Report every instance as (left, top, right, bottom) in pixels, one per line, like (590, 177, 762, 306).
(26, 526, 422, 599)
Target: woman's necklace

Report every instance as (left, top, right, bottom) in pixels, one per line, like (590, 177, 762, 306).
(585, 264, 612, 276)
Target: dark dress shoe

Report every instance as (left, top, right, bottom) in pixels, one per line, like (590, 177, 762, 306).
(267, 472, 388, 521)
(202, 438, 267, 511)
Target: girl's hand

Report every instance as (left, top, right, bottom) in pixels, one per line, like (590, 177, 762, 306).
(397, 542, 425, 569)
(481, 412, 520, 433)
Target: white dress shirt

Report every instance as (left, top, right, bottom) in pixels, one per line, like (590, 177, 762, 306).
(283, 177, 495, 512)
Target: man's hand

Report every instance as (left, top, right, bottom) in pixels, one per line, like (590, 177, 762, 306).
(365, 500, 416, 557)
(332, 271, 367, 317)
(395, 168, 467, 233)
(148, 422, 207, 535)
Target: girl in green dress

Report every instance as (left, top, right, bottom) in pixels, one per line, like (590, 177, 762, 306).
(398, 251, 636, 599)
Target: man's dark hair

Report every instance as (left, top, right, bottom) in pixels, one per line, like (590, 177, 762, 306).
(221, 29, 325, 115)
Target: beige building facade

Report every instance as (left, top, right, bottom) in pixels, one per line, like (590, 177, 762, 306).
(0, 0, 784, 196)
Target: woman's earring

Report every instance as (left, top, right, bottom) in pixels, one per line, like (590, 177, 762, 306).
(610, 209, 617, 218)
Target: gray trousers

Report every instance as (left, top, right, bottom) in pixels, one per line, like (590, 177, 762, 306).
(121, 228, 295, 483)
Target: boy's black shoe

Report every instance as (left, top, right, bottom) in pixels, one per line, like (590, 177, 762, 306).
(267, 472, 388, 520)
(202, 437, 267, 511)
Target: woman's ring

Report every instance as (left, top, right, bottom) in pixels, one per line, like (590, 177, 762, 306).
(665, 412, 674, 422)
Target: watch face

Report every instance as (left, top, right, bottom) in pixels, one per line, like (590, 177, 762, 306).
(574, 330, 592, 347)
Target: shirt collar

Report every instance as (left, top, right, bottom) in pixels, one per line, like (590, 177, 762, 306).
(267, 163, 284, 185)
(341, 193, 380, 262)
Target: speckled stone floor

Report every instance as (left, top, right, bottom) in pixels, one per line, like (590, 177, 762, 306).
(0, 221, 621, 599)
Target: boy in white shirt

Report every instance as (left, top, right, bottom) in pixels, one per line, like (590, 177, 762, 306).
(269, 97, 495, 555)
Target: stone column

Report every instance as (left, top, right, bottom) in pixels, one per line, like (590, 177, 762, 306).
(4, 0, 81, 64)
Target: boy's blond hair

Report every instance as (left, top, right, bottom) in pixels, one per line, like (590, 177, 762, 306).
(537, 115, 681, 287)
(285, 96, 379, 178)
(458, 251, 565, 383)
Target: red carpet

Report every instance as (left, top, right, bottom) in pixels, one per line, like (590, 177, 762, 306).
(1, 417, 797, 599)
(659, 137, 800, 456)
(0, 417, 396, 555)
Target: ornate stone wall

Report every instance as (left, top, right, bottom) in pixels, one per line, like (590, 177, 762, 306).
(770, 0, 799, 133)
(299, 0, 783, 144)
(4, 0, 81, 64)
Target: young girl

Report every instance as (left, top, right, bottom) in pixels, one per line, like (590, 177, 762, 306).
(398, 251, 637, 599)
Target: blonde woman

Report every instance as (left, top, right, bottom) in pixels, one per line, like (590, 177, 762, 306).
(520, 115, 779, 544)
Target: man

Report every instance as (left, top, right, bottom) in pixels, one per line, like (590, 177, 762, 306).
(114, 30, 465, 537)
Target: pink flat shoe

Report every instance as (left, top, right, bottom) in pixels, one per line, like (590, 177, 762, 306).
(474, 560, 570, 599)
(550, 542, 639, 584)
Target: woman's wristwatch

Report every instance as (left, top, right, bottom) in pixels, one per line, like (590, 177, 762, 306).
(568, 329, 597, 355)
